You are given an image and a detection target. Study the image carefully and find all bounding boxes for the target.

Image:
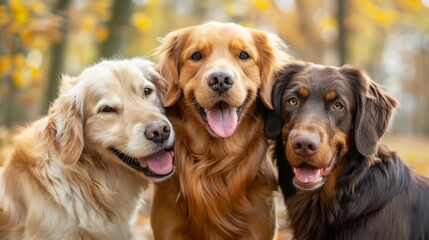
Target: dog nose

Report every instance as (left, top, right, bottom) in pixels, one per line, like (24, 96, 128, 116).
(292, 134, 320, 156)
(145, 120, 171, 144)
(207, 70, 235, 94)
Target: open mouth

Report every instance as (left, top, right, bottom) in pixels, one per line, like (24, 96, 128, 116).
(110, 147, 174, 179)
(194, 97, 247, 138)
(292, 150, 340, 191)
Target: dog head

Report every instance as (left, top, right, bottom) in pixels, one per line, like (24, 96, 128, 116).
(44, 58, 175, 182)
(265, 62, 397, 190)
(157, 22, 289, 138)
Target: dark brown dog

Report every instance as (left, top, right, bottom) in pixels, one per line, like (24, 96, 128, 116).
(265, 62, 429, 240)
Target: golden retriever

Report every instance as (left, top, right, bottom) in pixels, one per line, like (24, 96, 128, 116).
(151, 22, 289, 239)
(0, 58, 175, 240)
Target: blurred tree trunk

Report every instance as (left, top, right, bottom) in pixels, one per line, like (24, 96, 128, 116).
(337, 0, 347, 65)
(0, 78, 15, 127)
(0, 0, 25, 127)
(43, 0, 71, 113)
(0, 0, 13, 126)
(99, 0, 132, 58)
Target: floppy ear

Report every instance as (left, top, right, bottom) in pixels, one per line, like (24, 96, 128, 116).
(156, 27, 192, 107)
(250, 29, 290, 110)
(264, 62, 307, 139)
(44, 75, 84, 166)
(340, 66, 397, 157)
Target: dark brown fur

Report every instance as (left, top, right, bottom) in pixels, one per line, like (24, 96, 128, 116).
(265, 62, 429, 240)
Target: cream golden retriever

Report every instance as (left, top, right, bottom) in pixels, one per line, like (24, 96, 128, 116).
(0, 58, 175, 240)
(151, 22, 289, 239)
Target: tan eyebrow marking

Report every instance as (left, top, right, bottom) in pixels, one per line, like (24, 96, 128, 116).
(325, 90, 337, 102)
(298, 86, 309, 98)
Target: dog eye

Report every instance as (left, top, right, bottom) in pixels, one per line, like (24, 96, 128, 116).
(144, 88, 153, 96)
(100, 106, 116, 113)
(190, 52, 202, 61)
(287, 97, 298, 106)
(238, 51, 250, 60)
(332, 102, 344, 110)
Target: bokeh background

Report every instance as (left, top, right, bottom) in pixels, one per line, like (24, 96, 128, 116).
(0, 0, 428, 239)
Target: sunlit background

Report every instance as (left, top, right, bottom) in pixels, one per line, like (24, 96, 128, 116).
(3, 0, 428, 167)
(0, 0, 428, 132)
(0, 0, 428, 238)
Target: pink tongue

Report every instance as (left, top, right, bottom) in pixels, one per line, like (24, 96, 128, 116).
(206, 106, 238, 138)
(294, 167, 322, 183)
(138, 151, 173, 175)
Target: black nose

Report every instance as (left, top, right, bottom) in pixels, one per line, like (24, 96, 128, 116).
(145, 120, 171, 144)
(292, 134, 320, 156)
(207, 70, 235, 94)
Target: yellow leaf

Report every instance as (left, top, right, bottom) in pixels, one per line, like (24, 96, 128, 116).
(30, 66, 42, 82)
(10, 0, 25, 13)
(12, 68, 31, 88)
(92, 0, 111, 15)
(148, 0, 159, 7)
(0, 55, 12, 76)
(320, 15, 336, 29)
(96, 26, 109, 42)
(21, 30, 36, 45)
(374, 10, 397, 27)
(253, 0, 272, 10)
(0, 5, 11, 25)
(81, 15, 96, 31)
(14, 54, 26, 67)
(360, 0, 398, 27)
(29, 0, 47, 15)
(10, 0, 29, 24)
(397, 0, 426, 11)
(131, 13, 150, 33)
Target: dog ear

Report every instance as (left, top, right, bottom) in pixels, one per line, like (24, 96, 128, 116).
(156, 27, 192, 107)
(250, 29, 290, 110)
(44, 75, 84, 166)
(341, 66, 397, 157)
(265, 62, 307, 139)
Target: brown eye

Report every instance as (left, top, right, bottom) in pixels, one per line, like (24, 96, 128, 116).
(333, 102, 344, 110)
(190, 52, 202, 61)
(100, 106, 116, 113)
(238, 51, 250, 60)
(287, 97, 298, 106)
(144, 88, 152, 96)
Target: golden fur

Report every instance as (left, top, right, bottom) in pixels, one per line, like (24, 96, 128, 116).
(151, 22, 289, 239)
(0, 58, 175, 240)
